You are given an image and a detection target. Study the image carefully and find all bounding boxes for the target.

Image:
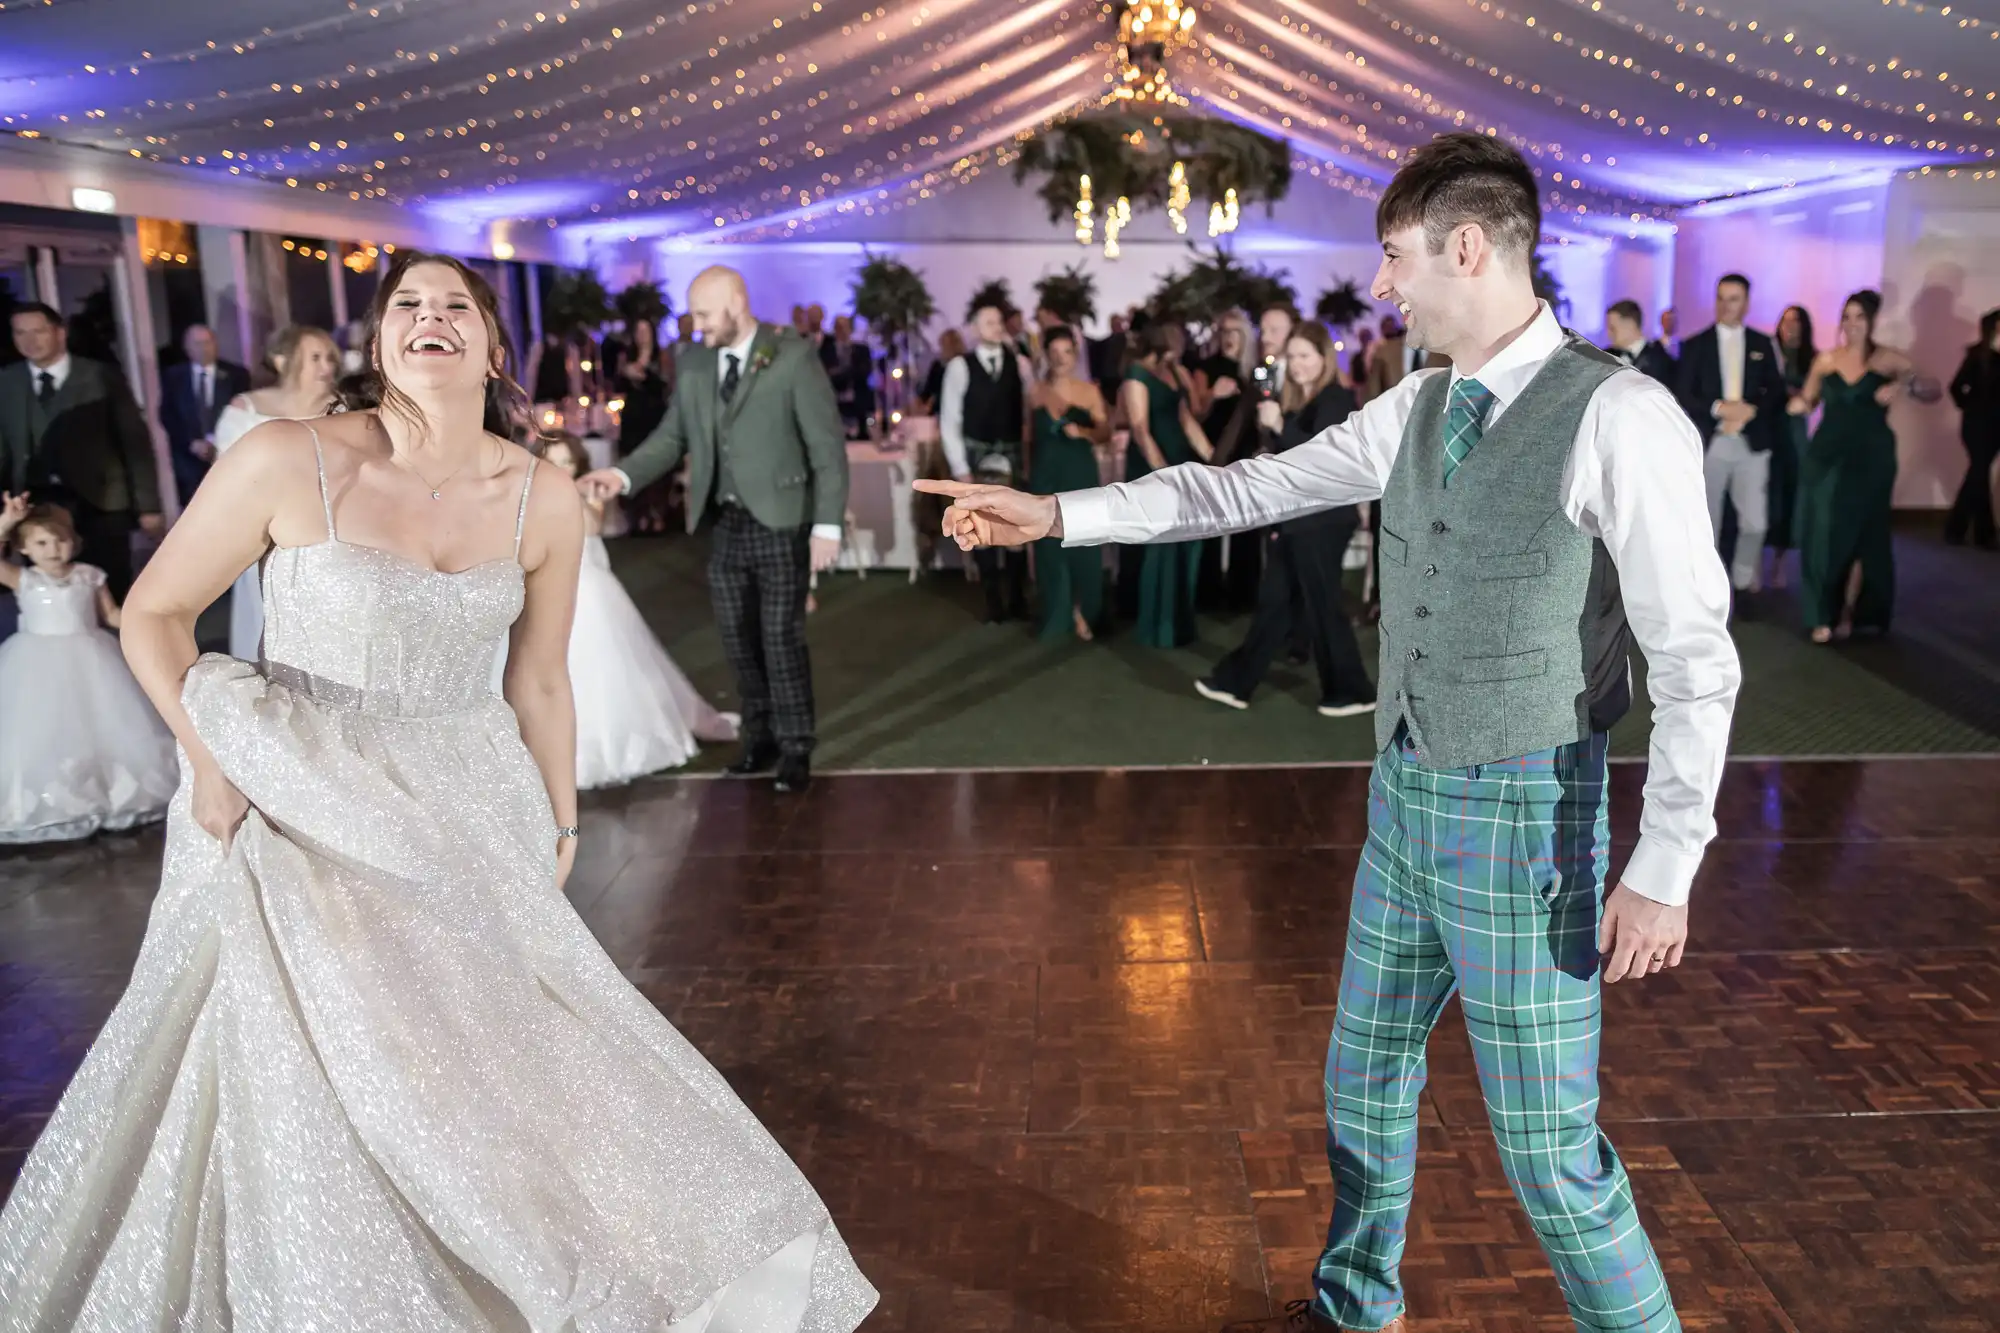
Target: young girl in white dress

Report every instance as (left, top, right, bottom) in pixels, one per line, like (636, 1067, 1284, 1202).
(0, 497, 178, 842)
(210, 324, 342, 661)
(528, 436, 738, 787)
(0, 254, 876, 1332)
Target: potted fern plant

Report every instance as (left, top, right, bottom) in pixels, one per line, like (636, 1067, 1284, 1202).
(850, 250, 937, 419)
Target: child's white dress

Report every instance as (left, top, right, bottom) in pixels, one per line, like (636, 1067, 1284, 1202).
(495, 532, 738, 789)
(0, 564, 178, 842)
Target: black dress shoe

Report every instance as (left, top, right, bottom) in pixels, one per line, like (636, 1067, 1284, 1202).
(724, 744, 780, 777)
(773, 755, 812, 793)
(1217, 1299, 1350, 1331)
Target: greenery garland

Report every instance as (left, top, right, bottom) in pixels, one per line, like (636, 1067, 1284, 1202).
(1013, 112, 1291, 228)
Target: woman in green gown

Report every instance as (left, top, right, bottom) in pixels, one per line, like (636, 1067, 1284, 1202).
(1119, 323, 1215, 648)
(1028, 326, 1111, 642)
(1790, 289, 1925, 642)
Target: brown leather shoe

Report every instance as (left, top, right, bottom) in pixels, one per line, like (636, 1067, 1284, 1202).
(1218, 1298, 1406, 1332)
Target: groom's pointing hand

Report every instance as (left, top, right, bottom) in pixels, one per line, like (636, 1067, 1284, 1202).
(912, 479, 1060, 550)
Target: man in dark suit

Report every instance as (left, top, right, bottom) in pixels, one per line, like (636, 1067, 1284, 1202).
(158, 323, 250, 504)
(1603, 299, 1677, 387)
(577, 267, 848, 793)
(1, 303, 163, 595)
(1674, 273, 1790, 591)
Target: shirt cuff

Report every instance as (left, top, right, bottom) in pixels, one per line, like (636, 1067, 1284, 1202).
(1055, 489, 1111, 546)
(810, 523, 843, 543)
(612, 467, 633, 496)
(1618, 834, 1701, 907)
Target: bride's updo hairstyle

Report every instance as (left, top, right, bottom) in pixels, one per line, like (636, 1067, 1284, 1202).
(343, 250, 544, 443)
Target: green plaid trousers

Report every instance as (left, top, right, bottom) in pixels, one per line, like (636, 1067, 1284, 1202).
(1313, 726, 1679, 1332)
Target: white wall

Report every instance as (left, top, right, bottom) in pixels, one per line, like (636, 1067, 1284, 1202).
(1878, 168, 2000, 507)
(1673, 167, 2000, 506)
(586, 168, 1399, 343)
(1672, 176, 1891, 349)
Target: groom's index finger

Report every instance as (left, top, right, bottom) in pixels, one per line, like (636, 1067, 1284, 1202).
(911, 478, 978, 497)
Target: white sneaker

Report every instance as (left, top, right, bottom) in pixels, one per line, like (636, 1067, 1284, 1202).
(1316, 700, 1377, 718)
(1194, 679, 1249, 710)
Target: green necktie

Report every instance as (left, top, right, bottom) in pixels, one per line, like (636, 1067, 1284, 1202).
(1441, 377, 1496, 486)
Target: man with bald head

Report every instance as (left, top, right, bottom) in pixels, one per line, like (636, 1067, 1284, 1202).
(159, 323, 249, 502)
(580, 266, 848, 792)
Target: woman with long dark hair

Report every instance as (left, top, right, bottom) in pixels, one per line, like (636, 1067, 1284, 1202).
(1946, 308, 2000, 549)
(1790, 289, 1926, 641)
(0, 252, 878, 1330)
(1197, 322, 1375, 715)
(1768, 303, 1816, 588)
(1029, 325, 1110, 641)
(613, 315, 673, 533)
(1120, 322, 1214, 646)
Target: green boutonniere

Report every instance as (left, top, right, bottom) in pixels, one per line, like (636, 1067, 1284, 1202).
(751, 346, 775, 373)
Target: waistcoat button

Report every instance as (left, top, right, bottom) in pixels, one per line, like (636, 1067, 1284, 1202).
(1424, 564, 1438, 577)
(1414, 606, 1429, 618)
(1430, 520, 1448, 534)
(1407, 646, 1422, 662)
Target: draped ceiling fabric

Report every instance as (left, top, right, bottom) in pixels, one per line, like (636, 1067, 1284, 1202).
(2, 0, 1995, 247)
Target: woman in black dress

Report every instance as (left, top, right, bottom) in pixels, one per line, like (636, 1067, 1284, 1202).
(615, 317, 672, 533)
(1196, 322, 1375, 715)
(1946, 308, 2000, 549)
(1767, 304, 1816, 589)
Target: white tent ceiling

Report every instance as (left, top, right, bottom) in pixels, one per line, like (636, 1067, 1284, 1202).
(3, 0, 1994, 245)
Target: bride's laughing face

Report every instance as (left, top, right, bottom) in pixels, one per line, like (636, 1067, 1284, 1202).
(377, 262, 498, 397)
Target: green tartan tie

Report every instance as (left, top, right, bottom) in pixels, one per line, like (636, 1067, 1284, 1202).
(1441, 377, 1496, 486)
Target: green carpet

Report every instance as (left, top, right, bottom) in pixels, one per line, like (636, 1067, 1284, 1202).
(606, 536, 2000, 772)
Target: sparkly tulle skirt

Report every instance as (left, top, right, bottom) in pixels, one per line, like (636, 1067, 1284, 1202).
(0, 653, 877, 1332)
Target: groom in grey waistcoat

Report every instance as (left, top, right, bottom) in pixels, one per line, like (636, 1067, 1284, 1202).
(579, 267, 848, 793)
(916, 133, 1741, 1333)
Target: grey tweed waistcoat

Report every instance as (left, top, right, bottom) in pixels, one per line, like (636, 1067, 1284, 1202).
(1373, 334, 1633, 767)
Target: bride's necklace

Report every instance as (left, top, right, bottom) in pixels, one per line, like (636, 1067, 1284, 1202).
(399, 455, 471, 501)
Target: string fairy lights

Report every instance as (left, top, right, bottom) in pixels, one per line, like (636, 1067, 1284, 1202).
(0, 0, 1988, 244)
(1166, 159, 1190, 232)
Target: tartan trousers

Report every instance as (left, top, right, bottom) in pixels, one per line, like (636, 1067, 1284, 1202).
(708, 504, 815, 756)
(1314, 726, 1678, 1333)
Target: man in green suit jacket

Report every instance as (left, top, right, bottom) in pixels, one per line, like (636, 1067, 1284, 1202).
(579, 266, 848, 792)
(1, 303, 163, 595)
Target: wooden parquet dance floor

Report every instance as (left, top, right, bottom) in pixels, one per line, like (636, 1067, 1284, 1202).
(4, 758, 1998, 1331)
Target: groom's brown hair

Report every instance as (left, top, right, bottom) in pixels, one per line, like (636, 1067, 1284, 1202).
(1376, 132, 1540, 263)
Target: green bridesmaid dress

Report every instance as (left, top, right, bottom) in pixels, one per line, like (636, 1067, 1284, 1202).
(1795, 369, 1897, 635)
(1030, 402, 1106, 642)
(1123, 365, 1204, 649)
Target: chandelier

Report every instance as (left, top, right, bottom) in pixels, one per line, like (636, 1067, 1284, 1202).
(1114, 0, 1196, 107)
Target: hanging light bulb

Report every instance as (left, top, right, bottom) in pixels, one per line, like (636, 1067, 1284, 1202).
(1208, 186, 1240, 237)
(1104, 195, 1132, 259)
(1167, 160, 1190, 234)
(1075, 173, 1094, 245)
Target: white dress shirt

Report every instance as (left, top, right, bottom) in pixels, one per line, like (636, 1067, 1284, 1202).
(31, 354, 73, 395)
(1713, 322, 1746, 432)
(617, 322, 841, 543)
(938, 343, 1035, 480)
(1058, 302, 1740, 907)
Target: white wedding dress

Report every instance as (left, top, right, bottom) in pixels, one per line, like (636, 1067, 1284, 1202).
(495, 522, 739, 789)
(211, 399, 281, 662)
(0, 432, 878, 1332)
(0, 564, 178, 843)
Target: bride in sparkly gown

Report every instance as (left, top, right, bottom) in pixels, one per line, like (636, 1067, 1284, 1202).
(0, 255, 878, 1333)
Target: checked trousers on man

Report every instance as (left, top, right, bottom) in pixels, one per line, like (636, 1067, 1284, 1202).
(1313, 726, 1678, 1333)
(708, 504, 816, 756)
